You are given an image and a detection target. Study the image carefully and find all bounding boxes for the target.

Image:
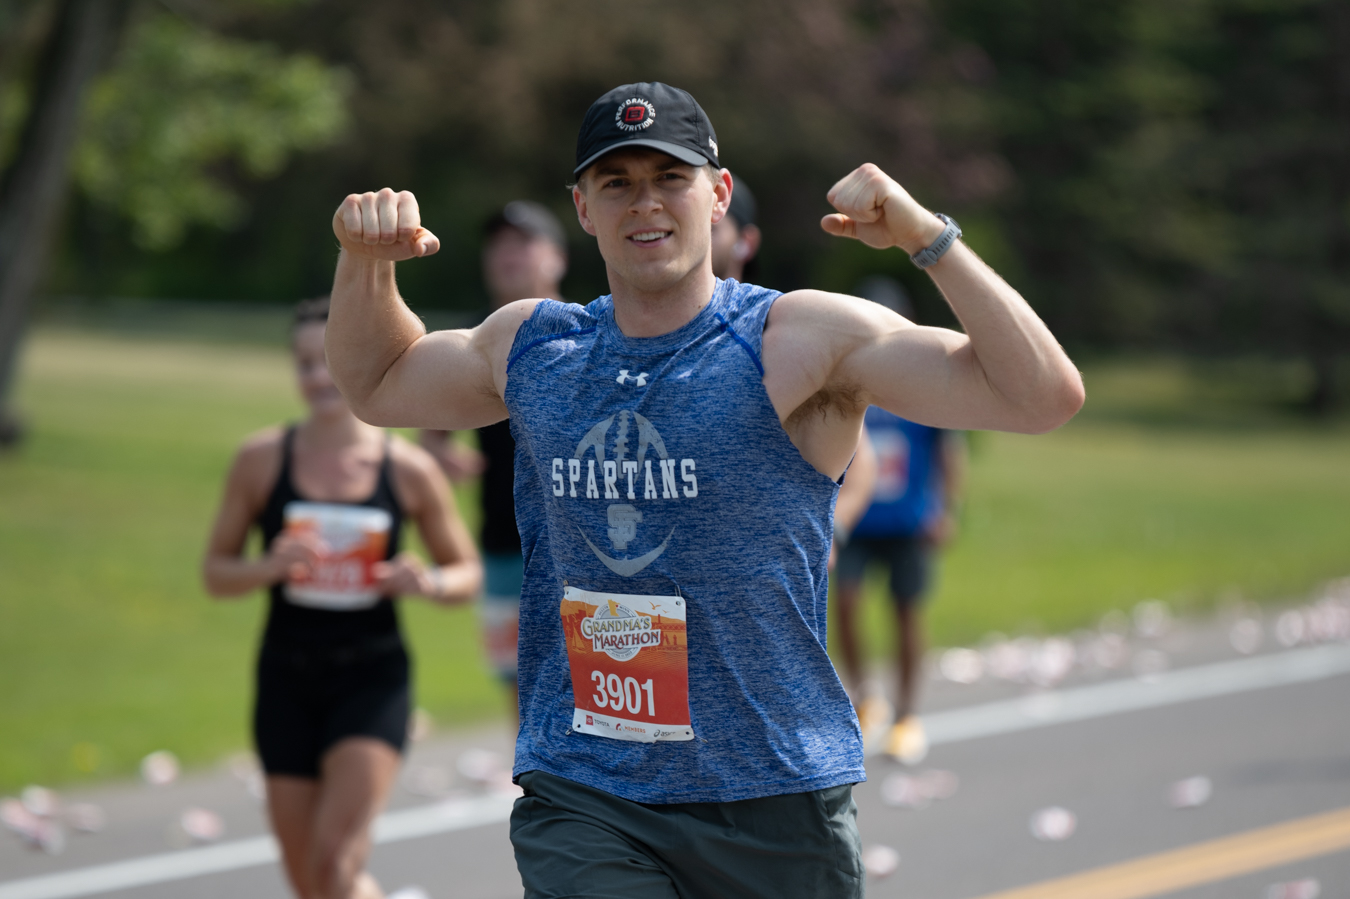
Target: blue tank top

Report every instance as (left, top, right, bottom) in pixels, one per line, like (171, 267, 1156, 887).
(504, 278, 864, 804)
(853, 408, 945, 538)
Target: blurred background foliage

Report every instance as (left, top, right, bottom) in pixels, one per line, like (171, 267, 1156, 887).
(2, 0, 1349, 788)
(2, 0, 1348, 396)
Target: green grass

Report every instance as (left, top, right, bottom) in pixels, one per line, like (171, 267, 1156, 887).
(850, 357, 1350, 659)
(2, 325, 1348, 792)
(0, 330, 500, 792)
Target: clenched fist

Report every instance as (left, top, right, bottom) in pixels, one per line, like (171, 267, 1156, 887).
(333, 188, 441, 261)
(820, 164, 946, 256)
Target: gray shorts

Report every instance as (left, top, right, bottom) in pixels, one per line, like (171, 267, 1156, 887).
(510, 770, 863, 899)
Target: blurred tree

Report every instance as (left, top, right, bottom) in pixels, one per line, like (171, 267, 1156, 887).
(44, 0, 994, 310)
(0, 0, 349, 444)
(0, 0, 130, 445)
(938, 0, 1350, 409)
(22, 0, 1342, 411)
(76, 12, 349, 250)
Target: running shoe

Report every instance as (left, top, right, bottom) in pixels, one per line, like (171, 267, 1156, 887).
(886, 715, 929, 765)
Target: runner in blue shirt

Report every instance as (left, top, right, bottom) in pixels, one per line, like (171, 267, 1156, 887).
(833, 277, 965, 765)
(835, 409, 963, 764)
(323, 82, 1082, 898)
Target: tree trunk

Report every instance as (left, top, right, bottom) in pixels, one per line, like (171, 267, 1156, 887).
(0, 0, 132, 447)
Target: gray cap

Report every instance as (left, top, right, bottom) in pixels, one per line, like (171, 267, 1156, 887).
(484, 201, 567, 250)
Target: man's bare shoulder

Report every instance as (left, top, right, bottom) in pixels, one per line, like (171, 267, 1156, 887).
(763, 289, 905, 373)
(479, 298, 546, 342)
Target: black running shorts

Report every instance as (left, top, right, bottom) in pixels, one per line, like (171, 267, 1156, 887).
(835, 534, 932, 606)
(253, 640, 410, 778)
(511, 770, 863, 899)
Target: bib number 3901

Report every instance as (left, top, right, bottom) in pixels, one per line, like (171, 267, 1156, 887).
(561, 586, 693, 743)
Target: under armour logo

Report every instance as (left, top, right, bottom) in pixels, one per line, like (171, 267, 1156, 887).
(616, 369, 648, 387)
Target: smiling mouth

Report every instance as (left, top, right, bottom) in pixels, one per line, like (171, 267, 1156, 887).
(628, 230, 672, 244)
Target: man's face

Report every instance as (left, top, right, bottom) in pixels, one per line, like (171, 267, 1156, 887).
(482, 227, 566, 307)
(573, 148, 731, 294)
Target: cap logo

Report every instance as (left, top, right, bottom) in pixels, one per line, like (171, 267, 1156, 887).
(708, 136, 718, 156)
(615, 98, 656, 132)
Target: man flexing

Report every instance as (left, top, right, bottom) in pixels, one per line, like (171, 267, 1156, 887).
(325, 82, 1083, 898)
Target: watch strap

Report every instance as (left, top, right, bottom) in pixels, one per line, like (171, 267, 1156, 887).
(910, 214, 962, 269)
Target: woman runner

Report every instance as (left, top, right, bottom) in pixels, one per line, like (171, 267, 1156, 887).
(203, 297, 482, 899)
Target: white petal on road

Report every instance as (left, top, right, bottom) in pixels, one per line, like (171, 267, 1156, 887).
(32, 821, 66, 856)
(387, 888, 431, 899)
(1, 798, 39, 837)
(861, 844, 900, 879)
(879, 774, 928, 809)
(1230, 618, 1263, 654)
(1030, 638, 1076, 687)
(1029, 806, 1076, 841)
(1167, 775, 1212, 809)
(179, 809, 224, 844)
(939, 648, 984, 684)
(1265, 878, 1320, 899)
(21, 788, 57, 819)
(1134, 600, 1172, 639)
(403, 766, 451, 799)
(1133, 648, 1170, 680)
(917, 769, 960, 800)
(140, 752, 179, 787)
(456, 748, 505, 784)
(63, 805, 105, 834)
(1275, 610, 1306, 647)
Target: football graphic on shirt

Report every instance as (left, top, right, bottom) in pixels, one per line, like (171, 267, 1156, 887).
(557, 409, 696, 577)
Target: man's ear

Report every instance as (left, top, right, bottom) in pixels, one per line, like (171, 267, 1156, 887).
(572, 183, 597, 237)
(710, 168, 733, 225)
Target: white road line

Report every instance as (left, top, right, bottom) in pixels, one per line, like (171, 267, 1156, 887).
(0, 794, 516, 899)
(921, 642, 1350, 748)
(3, 643, 1349, 899)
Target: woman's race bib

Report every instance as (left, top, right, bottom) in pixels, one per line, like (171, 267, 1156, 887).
(561, 586, 693, 743)
(282, 502, 392, 610)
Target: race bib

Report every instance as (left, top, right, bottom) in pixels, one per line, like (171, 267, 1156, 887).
(282, 502, 392, 610)
(561, 586, 693, 743)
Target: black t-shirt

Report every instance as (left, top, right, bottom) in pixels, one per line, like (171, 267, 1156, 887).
(477, 419, 520, 555)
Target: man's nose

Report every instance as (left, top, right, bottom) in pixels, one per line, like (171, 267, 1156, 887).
(630, 180, 662, 214)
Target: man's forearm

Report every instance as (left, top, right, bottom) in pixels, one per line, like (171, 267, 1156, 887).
(927, 243, 1082, 432)
(327, 251, 426, 416)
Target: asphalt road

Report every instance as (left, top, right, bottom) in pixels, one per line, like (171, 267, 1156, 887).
(3, 613, 1347, 899)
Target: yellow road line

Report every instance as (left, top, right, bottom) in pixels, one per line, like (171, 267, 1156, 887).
(971, 805, 1350, 899)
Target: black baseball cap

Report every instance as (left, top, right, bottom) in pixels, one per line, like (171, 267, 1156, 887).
(574, 82, 720, 177)
(483, 200, 567, 250)
(726, 171, 757, 228)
